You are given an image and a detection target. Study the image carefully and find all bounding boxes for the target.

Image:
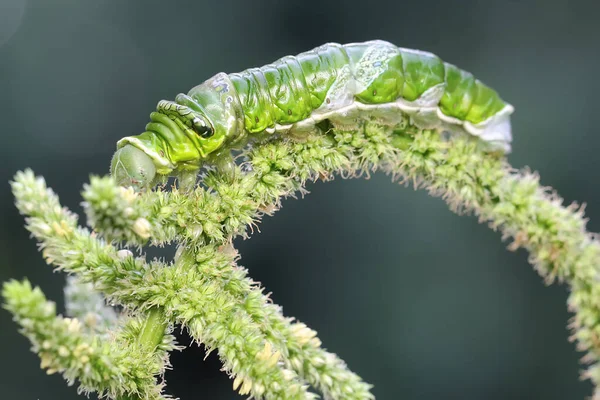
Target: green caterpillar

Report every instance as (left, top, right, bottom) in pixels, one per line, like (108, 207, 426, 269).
(111, 40, 514, 190)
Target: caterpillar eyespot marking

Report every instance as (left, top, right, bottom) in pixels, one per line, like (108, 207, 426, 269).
(113, 40, 514, 189)
(194, 125, 213, 138)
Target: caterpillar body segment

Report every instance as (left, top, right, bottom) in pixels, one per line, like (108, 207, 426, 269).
(111, 40, 514, 190)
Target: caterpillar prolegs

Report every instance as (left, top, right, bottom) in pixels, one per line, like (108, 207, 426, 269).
(111, 40, 514, 190)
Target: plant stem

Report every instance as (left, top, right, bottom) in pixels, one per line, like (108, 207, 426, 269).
(138, 307, 166, 351)
(115, 308, 167, 400)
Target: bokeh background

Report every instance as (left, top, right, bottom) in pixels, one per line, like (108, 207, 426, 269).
(1, 0, 600, 398)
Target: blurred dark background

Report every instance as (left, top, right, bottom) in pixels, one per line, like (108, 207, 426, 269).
(1, 0, 599, 398)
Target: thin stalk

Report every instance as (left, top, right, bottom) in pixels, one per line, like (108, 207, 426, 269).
(138, 307, 166, 351)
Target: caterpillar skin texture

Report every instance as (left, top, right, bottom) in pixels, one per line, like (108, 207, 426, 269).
(111, 40, 513, 189)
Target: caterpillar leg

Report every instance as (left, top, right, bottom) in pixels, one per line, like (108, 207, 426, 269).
(212, 152, 237, 182)
(176, 169, 199, 192)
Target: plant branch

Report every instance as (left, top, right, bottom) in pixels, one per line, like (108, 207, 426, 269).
(8, 118, 600, 399)
(2, 279, 174, 399)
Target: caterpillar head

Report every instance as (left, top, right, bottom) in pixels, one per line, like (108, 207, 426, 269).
(110, 101, 227, 191)
(111, 73, 244, 191)
(110, 106, 228, 191)
(111, 144, 157, 191)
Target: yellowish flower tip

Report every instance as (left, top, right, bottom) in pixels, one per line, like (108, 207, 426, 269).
(291, 323, 318, 346)
(119, 186, 138, 203)
(233, 374, 254, 396)
(52, 220, 73, 238)
(255, 341, 281, 367)
(255, 341, 272, 361)
(41, 248, 54, 265)
(40, 354, 53, 369)
(72, 343, 94, 362)
(266, 351, 281, 368)
(58, 346, 70, 357)
(132, 217, 152, 239)
(64, 317, 82, 334)
(232, 375, 243, 391)
(239, 377, 253, 395)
